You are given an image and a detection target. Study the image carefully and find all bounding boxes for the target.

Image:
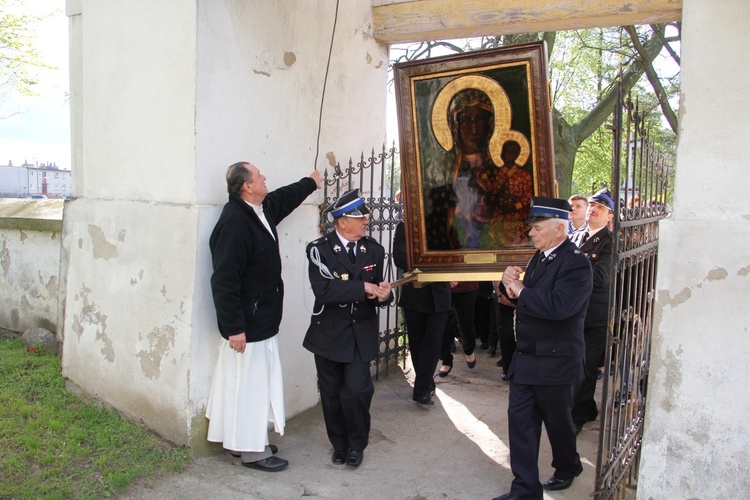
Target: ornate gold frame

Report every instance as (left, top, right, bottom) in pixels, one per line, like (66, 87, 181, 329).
(394, 41, 556, 275)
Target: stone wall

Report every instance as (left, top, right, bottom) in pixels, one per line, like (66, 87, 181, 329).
(0, 199, 64, 335)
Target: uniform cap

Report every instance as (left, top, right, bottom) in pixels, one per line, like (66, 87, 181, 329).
(526, 196, 572, 224)
(324, 188, 371, 219)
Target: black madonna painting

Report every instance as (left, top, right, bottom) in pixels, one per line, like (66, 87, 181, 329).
(394, 41, 556, 272)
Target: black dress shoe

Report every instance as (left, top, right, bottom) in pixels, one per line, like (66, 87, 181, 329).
(242, 455, 288, 472)
(492, 493, 543, 500)
(230, 444, 278, 457)
(413, 395, 435, 406)
(331, 449, 347, 465)
(543, 464, 583, 491)
(346, 449, 363, 468)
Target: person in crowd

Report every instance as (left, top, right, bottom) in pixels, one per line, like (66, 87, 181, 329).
(393, 221, 452, 406)
(493, 196, 593, 500)
(567, 194, 589, 235)
(438, 281, 480, 376)
(571, 189, 615, 434)
(303, 189, 393, 468)
(206, 162, 322, 472)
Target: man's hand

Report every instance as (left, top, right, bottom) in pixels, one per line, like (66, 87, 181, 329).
(228, 332, 246, 353)
(502, 266, 523, 287)
(375, 281, 392, 302)
(310, 170, 323, 189)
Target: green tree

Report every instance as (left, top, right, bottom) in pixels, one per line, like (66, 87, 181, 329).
(0, 0, 53, 119)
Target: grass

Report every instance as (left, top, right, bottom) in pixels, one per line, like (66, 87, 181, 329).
(0, 338, 190, 499)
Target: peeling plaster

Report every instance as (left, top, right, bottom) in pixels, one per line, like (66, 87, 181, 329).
(325, 151, 336, 167)
(659, 346, 684, 412)
(705, 267, 728, 281)
(737, 265, 750, 277)
(283, 51, 296, 66)
(0, 240, 10, 274)
(161, 284, 168, 298)
(253, 69, 271, 77)
(20, 230, 27, 241)
(118, 229, 126, 242)
(87, 224, 119, 260)
(74, 283, 112, 361)
(136, 325, 176, 380)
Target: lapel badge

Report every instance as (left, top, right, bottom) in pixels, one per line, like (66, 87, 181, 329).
(359, 245, 366, 253)
(333, 244, 341, 252)
(333, 271, 340, 278)
(341, 273, 349, 281)
(591, 253, 597, 258)
(547, 253, 556, 262)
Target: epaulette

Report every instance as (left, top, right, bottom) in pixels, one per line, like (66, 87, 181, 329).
(309, 235, 329, 246)
(573, 248, 582, 254)
(362, 235, 380, 244)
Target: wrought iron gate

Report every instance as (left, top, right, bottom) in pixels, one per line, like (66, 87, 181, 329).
(594, 81, 672, 499)
(319, 144, 406, 380)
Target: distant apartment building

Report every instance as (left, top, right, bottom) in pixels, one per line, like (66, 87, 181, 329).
(0, 160, 72, 198)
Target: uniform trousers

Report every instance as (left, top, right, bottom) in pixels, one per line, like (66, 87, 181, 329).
(314, 349, 374, 453)
(572, 324, 607, 426)
(507, 381, 581, 498)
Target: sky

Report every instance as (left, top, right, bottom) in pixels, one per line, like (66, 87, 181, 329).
(0, 1, 70, 169)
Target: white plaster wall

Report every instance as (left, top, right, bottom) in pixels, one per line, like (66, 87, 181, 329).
(62, 0, 199, 446)
(639, 0, 750, 497)
(190, 0, 389, 446)
(61, 198, 198, 445)
(62, 0, 388, 450)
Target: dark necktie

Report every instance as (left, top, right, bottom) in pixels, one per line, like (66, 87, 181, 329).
(347, 242, 356, 263)
(579, 232, 590, 247)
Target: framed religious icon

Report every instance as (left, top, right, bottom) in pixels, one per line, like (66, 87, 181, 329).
(394, 41, 556, 275)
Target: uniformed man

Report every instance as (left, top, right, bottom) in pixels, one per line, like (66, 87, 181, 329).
(303, 189, 393, 468)
(494, 196, 593, 500)
(571, 188, 615, 433)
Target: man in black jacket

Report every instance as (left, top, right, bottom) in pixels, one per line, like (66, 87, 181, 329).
(206, 161, 322, 472)
(495, 196, 592, 500)
(304, 189, 393, 468)
(571, 188, 615, 433)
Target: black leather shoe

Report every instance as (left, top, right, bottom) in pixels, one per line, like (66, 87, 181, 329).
(543, 464, 583, 491)
(230, 444, 278, 457)
(242, 455, 288, 472)
(346, 449, 363, 468)
(413, 395, 435, 406)
(492, 493, 543, 500)
(331, 449, 347, 465)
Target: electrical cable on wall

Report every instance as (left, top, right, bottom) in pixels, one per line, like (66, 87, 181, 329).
(312, 0, 340, 171)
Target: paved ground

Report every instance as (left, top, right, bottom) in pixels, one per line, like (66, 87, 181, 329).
(121, 350, 619, 500)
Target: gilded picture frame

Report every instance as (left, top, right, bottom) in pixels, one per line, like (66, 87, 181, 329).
(394, 41, 556, 273)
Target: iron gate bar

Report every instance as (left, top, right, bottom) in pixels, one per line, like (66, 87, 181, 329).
(594, 75, 672, 499)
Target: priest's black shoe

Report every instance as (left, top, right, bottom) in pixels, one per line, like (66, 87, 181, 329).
(346, 449, 363, 468)
(331, 449, 347, 465)
(543, 464, 583, 490)
(242, 455, 288, 472)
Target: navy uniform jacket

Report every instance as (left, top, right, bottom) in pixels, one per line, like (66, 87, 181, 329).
(209, 177, 317, 342)
(578, 226, 614, 327)
(393, 222, 451, 313)
(304, 233, 394, 363)
(509, 238, 593, 385)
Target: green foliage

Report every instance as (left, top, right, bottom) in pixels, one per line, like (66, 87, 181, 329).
(0, 339, 190, 498)
(0, 0, 56, 115)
